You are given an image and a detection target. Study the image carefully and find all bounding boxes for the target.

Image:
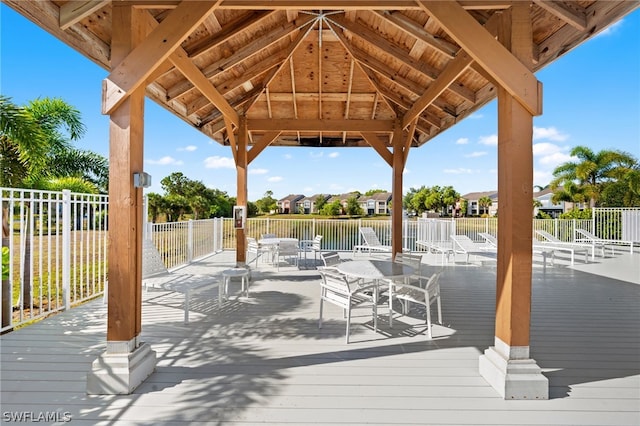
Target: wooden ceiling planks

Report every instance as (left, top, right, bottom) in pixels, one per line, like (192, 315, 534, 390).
(6, 1, 639, 148)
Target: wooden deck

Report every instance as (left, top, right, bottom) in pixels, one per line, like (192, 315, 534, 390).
(1, 251, 639, 425)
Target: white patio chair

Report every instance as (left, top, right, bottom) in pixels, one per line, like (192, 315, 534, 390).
(299, 234, 323, 268)
(141, 239, 221, 324)
(247, 237, 274, 266)
(390, 271, 443, 339)
(274, 239, 301, 270)
(480, 232, 555, 266)
(574, 228, 634, 255)
(451, 234, 496, 263)
(318, 269, 378, 344)
(534, 230, 591, 263)
(353, 227, 392, 256)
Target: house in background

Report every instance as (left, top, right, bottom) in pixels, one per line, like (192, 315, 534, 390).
(359, 192, 392, 215)
(534, 187, 572, 218)
(296, 194, 331, 214)
(277, 194, 304, 214)
(461, 191, 499, 216)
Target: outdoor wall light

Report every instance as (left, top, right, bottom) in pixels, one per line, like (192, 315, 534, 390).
(133, 172, 152, 188)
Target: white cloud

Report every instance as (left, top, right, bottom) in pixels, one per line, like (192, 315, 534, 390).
(533, 142, 565, 156)
(203, 156, 235, 169)
(455, 137, 469, 145)
(146, 156, 183, 166)
(465, 151, 487, 158)
(309, 151, 323, 158)
(249, 168, 268, 175)
(283, 154, 292, 160)
(403, 168, 410, 174)
(478, 134, 497, 146)
(444, 168, 473, 174)
(596, 19, 623, 38)
(539, 152, 574, 167)
(469, 113, 484, 120)
(267, 176, 283, 183)
(533, 126, 569, 142)
(328, 152, 339, 158)
(177, 145, 197, 152)
(534, 169, 553, 186)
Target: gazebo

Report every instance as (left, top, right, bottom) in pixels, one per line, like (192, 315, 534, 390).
(5, 0, 638, 399)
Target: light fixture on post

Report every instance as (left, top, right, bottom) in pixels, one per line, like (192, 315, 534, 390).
(133, 172, 152, 188)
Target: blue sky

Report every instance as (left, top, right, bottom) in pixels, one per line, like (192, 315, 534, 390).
(1, 5, 638, 201)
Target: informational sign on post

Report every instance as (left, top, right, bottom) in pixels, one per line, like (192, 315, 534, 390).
(233, 206, 246, 229)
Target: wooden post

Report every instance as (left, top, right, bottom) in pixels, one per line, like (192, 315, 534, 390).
(236, 116, 248, 265)
(391, 120, 404, 257)
(87, 4, 156, 394)
(479, 3, 547, 400)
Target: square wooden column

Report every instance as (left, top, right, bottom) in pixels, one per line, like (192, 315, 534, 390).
(87, 4, 156, 394)
(235, 116, 248, 265)
(479, 4, 548, 399)
(391, 122, 405, 257)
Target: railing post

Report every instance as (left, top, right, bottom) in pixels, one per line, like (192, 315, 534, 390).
(187, 219, 194, 263)
(142, 194, 149, 241)
(62, 190, 71, 311)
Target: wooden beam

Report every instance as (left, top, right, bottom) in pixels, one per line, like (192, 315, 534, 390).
(216, 1, 512, 10)
(361, 132, 393, 166)
(247, 131, 280, 164)
(328, 14, 476, 103)
(418, 1, 542, 116)
(248, 119, 395, 132)
(169, 48, 239, 126)
(236, 116, 248, 265)
(59, 1, 109, 30)
(533, 0, 587, 31)
(106, 4, 145, 343)
(403, 119, 417, 168)
(403, 51, 474, 128)
(391, 130, 404, 257)
(373, 10, 458, 59)
(102, 1, 222, 115)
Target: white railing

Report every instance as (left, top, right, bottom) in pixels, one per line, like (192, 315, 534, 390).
(148, 218, 225, 270)
(1, 188, 108, 333)
(416, 209, 640, 247)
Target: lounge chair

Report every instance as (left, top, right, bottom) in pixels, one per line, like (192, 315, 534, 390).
(479, 232, 555, 266)
(451, 234, 496, 263)
(318, 269, 378, 344)
(141, 239, 223, 323)
(574, 228, 635, 255)
(353, 227, 392, 256)
(534, 230, 591, 264)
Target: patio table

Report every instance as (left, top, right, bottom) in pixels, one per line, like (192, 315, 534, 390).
(335, 259, 415, 327)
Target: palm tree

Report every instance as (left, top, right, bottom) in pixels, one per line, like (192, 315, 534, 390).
(1, 96, 89, 315)
(478, 196, 493, 216)
(550, 145, 639, 208)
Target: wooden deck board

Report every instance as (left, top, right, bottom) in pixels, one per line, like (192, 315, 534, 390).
(1, 251, 639, 425)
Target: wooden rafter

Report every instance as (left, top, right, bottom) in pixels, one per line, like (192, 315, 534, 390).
(247, 118, 395, 132)
(102, 1, 222, 114)
(361, 132, 393, 166)
(418, 1, 541, 116)
(59, 0, 110, 30)
(533, 0, 587, 31)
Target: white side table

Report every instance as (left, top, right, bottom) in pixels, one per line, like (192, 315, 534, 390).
(222, 268, 251, 299)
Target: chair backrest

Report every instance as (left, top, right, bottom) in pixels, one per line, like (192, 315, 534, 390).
(479, 232, 497, 247)
(321, 251, 342, 267)
(393, 252, 422, 274)
(312, 235, 323, 250)
(360, 227, 383, 246)
(575, 228, 596, 240)
(451, 234, 476, 251)
(319, 270, 352, 307)
(278, 239, 299, 255)
(261, 233, 276, 239)
(143, 239, 169, 278)
(425, 271, 441, 300)
(535, 230, 561, 243)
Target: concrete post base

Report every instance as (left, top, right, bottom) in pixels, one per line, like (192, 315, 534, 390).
(479, 339, 548, 400)
(87, 340, 156, 395)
